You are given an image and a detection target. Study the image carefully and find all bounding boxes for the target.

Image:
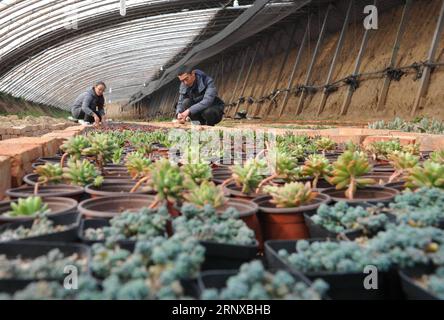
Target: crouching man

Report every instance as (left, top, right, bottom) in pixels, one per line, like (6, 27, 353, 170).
(71, 81, 106, 126)
(175, 66, 224, 126)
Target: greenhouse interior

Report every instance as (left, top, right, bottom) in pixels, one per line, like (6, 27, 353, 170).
(1, 0, 444, 303)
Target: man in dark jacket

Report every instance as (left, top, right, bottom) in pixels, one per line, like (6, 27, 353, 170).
(175, 66, 224, 126)
(71, 81, 106, 125)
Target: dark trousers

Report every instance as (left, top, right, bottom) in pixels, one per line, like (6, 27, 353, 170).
(72, 109, 102, 123)
(182, 98, 224, 126)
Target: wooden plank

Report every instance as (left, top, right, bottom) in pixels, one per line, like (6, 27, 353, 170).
(317, 0, 353, 115)
(412, 0, 444, 116)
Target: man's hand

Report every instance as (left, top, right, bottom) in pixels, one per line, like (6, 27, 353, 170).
(93, 114, 101, 127)
(178, 109, 190, 120)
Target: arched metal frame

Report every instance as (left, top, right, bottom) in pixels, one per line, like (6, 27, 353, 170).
(0, 0, 249, 108)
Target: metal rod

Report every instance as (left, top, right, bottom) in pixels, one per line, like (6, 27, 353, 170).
(278, 19, 310, 118)
(253, 31, 284, 117)
(340, 0, 378, 116)
(246, 35, 272, 116)
(264, 22, 298, 117)
(317, 0, 352, 116)
(229, 47, 251, 109)
(233, 42, 261, 115)
(412, 0, 444, 116)
(376, 0, 411, 111)
(296, 4, 333, 116)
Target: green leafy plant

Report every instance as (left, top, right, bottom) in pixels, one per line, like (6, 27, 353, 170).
(387, 151, 420, 183)
(406, 160, 444, 189)
(181, 162, 212, 187)
(329, 151, 375, 199)
(59, 135, 91, 166)
(63, 159, 104, 187)
(263, 182, 317, 208)
(82, 133, 118, 172)
(33, 163, 63, 194)
(5, 197, 50, 217)
(315, 137, 336, 155)
(148, 159, 184, 208)
(430, 150, 444, 164)
(402, 143, 420, 156)
(183, 181, 227, 209)
(302, 154, 332, 188)
(365, 139, 402, 161)
(223, 159, 266, 194)
(125, 152, 152, 181)
(112, 148, 124, 165)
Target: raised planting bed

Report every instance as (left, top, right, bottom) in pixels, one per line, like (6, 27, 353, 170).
(320, 186, 399, 205)
(6, 185, 84, 201)
(264, 239, 403, 300)
(0, 197, 78, 224)
(78, 194, 157, 218)
(253, 193, 331, 241)
(0, 242, 90, 294)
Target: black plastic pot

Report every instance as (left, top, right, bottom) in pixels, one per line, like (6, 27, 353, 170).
(78, 194, 157, 218)
(37, 156, 62, 164)
(384, 181, 407, 192)
(23, 173, 47, 186)
(320, 186, 399, 205)
(0, 213, 81, 243)
(399, 265, 440, 300)
(0, 241, 91, 294)
(199, 240, 259, 271)
(223, 183, 265, 200)
(6, 185, 84, 201)
(372, 164, 395, 173)
(84, 181, 154, 198)
(264, 239, 404, 300)
(0, 197, 78, 224)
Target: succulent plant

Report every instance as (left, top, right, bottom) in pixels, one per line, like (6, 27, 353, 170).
(387, 151, 420, 183)
(148, 159, 184, 207)
(181, 162, 212, 187)
(263, 182, 317, 208)
(365, 139, 402, 161)
(82, 133, 118, 171)
(224, 159, 266, 195)
(402, 143, 420, 155)
(112, 148, 124, 165)
(302, 154, 332, 188)
(59, 135, 91, 166)
(125, 152, 152, 180)
(5, 196, 50, 217)
(33, 163, 63, 194)
(329, 151, 375, 199)
(344, 141, 361, 153)
(315, 137, 336, 155)
(63, 159, 104, 187)
(430, 150, 444, 164)
(183, 181, 227, 209)
(406, 160, 444, 189)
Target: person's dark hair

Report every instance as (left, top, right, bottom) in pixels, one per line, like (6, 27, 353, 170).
(95, 81, 107, 88)
(177, 65, 193, 76)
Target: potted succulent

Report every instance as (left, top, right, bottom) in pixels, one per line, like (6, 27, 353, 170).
(315, 137, 337, 156)
(81, 133, 118, 174)
(302, 154, 332, 189)
(59, 135, 91, 167)
(63, 159, 104, 188)
(405, 160, 444, 189)
(182, 162, 213, 186)
(254, 182, 330, 241)
(385, 151, 419, 190)
(182, 181, 261, 245)
(321, 151, 399, 204)
(365, 139, 402, 163)
(222, 159, 267, 199)
(32, 163, 63, 194)
(430, 150, 444, 164)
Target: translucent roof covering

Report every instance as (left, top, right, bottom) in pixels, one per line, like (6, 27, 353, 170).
(0, 0, 249, 108)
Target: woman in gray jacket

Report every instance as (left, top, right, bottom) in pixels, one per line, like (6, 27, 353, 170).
(71, 81, 106, 125)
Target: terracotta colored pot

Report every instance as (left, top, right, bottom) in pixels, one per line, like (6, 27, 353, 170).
(78, 194, 156, 218)
(253, 193, 331, 241)
(6, 185, 84, 201)
(0, 197, 78, 224)
(84, 182, 154, 199)
(320, 186, 399, 205)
